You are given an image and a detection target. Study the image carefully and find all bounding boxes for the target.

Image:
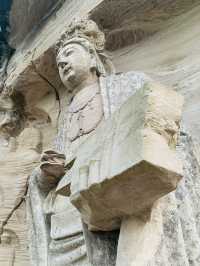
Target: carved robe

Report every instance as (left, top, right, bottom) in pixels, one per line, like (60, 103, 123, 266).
(28, 71, 149, 266)
(66, 83, 103, 142)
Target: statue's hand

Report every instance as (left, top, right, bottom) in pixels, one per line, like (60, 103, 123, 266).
(37, 150, 66, 192)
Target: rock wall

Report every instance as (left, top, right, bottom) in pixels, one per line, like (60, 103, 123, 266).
(112, 5, 200, 142)
(111, 5, 200, 265)
(0, 0, 200, 265)
(9, 0, 63, 48)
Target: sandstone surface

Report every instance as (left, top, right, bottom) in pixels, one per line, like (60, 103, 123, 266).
(0, 0, 200, 265)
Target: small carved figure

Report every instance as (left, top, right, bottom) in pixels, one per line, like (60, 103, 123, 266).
(0, 95, 18, 137)
(0, 94, 42, 266)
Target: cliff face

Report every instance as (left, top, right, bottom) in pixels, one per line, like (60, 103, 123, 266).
(0, 0, 14, 88)
(9, 0, 63, 48)
(111, 6, 200, 264)
(0, 1, 200, 265)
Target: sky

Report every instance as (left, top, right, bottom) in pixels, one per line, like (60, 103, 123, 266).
(0, 0, 13, 65)
(0, 0, 12, 40)
(0, 0, 12, 12)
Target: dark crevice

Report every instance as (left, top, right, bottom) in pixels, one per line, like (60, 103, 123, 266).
(0, 178, 29, 243)
(0, 0, 15, 91)
(35, 0, 65, 31)
(31, 60, 61, 128)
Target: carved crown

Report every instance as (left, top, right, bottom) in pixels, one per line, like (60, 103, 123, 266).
(55, 18, 115, 76)
(56, 18, 105, 53)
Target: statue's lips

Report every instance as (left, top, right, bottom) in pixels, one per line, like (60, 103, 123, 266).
(63, 66, 72, 75)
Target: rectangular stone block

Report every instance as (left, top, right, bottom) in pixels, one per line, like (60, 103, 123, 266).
(57, 82, 183, 231)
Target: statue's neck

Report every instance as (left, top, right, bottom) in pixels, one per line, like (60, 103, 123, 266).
(69, 81, 100, 111)
(69, 72, 99, 97)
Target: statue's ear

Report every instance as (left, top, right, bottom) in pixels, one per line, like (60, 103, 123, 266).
(90, 54, 97, 72)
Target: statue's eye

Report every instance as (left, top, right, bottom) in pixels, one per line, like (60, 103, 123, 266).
(65, 50, 73, 57)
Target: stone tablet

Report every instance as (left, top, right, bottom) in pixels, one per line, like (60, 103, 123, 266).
(58, 82, 183, 231)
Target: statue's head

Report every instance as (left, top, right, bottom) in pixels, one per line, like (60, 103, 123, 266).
(0, 94, 24, 138)
(56, 18, 113, 90)
(0, 95, 15, 136)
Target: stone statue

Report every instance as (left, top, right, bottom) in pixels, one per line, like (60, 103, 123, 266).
(55, 18, 114, 154)
(28, 18, 183, 266)
(28, 18, 115, 266)
(0, 93, 42, 265)
(0, 94, 21, 139)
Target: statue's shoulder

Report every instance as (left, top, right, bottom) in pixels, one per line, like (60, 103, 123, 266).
(100, 71, 151, 119)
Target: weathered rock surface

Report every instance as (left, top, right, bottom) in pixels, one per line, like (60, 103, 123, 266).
(9, 0, 63, 48)
(0, 0, 200, 265)
(0, 127, 41, 265)
(113, 5, 200, 143)
(92, 0, 200, 51)
(112, 4, 200, 266)
(68, 81, 183, 231)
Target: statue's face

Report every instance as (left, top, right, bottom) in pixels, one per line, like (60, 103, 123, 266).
(0, 98, 14, 136)
(57, 43, 94, 89)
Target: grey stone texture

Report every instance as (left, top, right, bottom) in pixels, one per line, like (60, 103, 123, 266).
(0, 1, 200, 265)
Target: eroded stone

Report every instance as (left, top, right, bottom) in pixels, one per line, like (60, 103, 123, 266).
(65, 82, 184, 231)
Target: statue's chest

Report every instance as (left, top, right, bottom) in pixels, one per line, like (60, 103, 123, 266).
(66, 90, 103, 142)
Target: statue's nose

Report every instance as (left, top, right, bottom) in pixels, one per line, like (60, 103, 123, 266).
(58, 61, 68, 69)
(0, 115, 12, 131)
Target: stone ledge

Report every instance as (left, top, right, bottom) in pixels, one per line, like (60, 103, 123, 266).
(5, 0, 104, 102)
(6, 0, 199, 102)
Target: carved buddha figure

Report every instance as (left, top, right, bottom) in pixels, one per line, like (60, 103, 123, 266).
(50, 20, 115, 266)
(56, 19, 111, 146)
(29, 18, 149, 266)
(29, 18, 183, 266)
(28, 19, 112, 266)
(57, 42, 103, 142)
